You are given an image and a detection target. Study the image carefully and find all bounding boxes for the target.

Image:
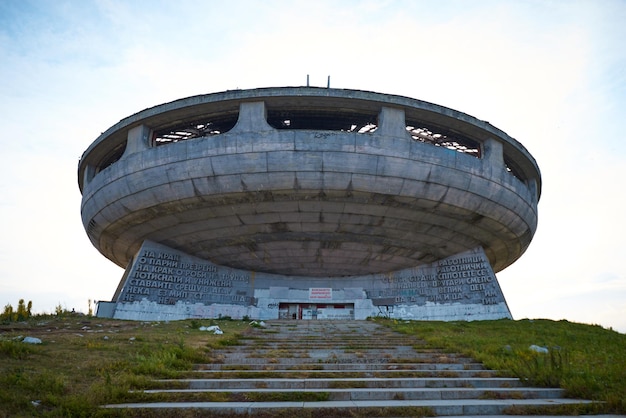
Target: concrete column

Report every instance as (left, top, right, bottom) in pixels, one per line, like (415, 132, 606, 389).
(121, 124, 151, 159)
(376, 107, 411, 138)
(83, 164, 96, 185)
(483, 137, 503, 166)
(528, 178, 539, 203)
(231, 101, 273, 132)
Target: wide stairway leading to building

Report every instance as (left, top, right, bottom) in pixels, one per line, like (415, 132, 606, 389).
(103, 320, 597, 416)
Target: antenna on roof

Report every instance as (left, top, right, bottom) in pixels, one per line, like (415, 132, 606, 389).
(327, 75, 330, 88)
(307, 74, 310, 87)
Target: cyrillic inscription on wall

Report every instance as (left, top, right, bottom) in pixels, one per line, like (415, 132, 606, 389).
(118, 241, 253, 306)
(368, 248, 505, 306)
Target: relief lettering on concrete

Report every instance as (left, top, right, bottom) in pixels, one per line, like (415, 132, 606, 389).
(367, 248, 506, 307)
(117, 241, 253, 307)
(108, 242, 509, 320)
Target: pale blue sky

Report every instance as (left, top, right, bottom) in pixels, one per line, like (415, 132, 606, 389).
(1, 0, 625, 331)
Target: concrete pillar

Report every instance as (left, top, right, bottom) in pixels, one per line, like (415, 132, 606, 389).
(528, 178, 539, 203)
(483, 137, 503, 166)
(83, 164, 96, 186)
(121, 124, 151, 159)
(376, 107, 411, 139)
(231, 101, 273, 132)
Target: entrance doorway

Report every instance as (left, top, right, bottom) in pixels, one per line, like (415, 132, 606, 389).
(278, 303, 354, 320)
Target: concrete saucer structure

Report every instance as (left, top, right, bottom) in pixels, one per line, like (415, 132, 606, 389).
(79, 87, 540, 321)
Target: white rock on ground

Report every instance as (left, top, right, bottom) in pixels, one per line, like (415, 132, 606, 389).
(199, 325, 223, 334)
(529, 344, 549, 353)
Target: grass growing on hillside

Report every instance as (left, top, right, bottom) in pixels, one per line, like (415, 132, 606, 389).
(2, 315, 625, 416)
(0, 314, 249, 417)
(380, 318, 626, 414)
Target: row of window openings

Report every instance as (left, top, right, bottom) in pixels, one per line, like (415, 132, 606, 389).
(153, 121, 481, 158)
(95, 123, 524, 182)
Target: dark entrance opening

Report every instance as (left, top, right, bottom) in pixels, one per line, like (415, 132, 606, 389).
(278, 303, 354, 320)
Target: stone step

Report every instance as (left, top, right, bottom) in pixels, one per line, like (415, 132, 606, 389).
(200, 357, 485, 366)
(241, 339, 423, 345)
(102, 398, 595, 416)
(242, 351, 447, 359)
(156, 377, 525, 389)
(197, 370, 496, 379)
(220, 347, 467, 356)
(214, 353, 477, 364)
(197, 362, 489, 371)
(142, 386, 564, 401)
(193, 364, 498, 377)
(242, 341, 421, 346)
(221, 346, 434, 353)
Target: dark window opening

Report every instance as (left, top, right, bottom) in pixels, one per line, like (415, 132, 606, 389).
(96, 142, 126, 173)
(406, 123, 481, 158)
(504, 156, 526, 182)
(267, 109, 377, 132)
(153, 116, 238, 145)
(354, 123, 377, 133)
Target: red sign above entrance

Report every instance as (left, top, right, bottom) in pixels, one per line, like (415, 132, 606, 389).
(309, 288, 332, 300)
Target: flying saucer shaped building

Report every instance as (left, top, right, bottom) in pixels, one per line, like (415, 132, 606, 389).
(79, 87, 540, 321)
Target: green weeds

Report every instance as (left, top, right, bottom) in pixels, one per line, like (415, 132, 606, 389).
(0, 317, 248, 417)
(511, 345, 567, 387)
(0, 339, 37, 359)
(382, 318, 626, 414)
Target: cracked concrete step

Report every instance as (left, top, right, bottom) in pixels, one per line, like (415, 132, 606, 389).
(240, 340, 422, 345)
(226, 358, 480, 365)
(218, 346, 435, 353)
(212, 353, 478, 363)
(239, 339, 424, 342)
(142, 386, 565, 401)
(243, 352, 442, 359)
(219, 348, 470, 357)
(207, 357, 479, 365)
(155, 377, 526, 389)
(192, 369, 499, 377)
(102, 398, 596, 415)
(196, 362, 489, 370)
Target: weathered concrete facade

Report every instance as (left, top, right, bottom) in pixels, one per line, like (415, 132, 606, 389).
(79, 87, 541, 321)
(97, 240, 511, 321)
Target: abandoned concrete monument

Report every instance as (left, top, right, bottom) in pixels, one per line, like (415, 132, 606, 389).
(78, 87, 541, 321)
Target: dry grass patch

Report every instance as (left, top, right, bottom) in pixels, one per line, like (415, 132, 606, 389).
(0, 315, 249, 417)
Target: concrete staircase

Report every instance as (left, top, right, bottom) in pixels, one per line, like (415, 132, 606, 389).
(104, 320, 596, 416)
